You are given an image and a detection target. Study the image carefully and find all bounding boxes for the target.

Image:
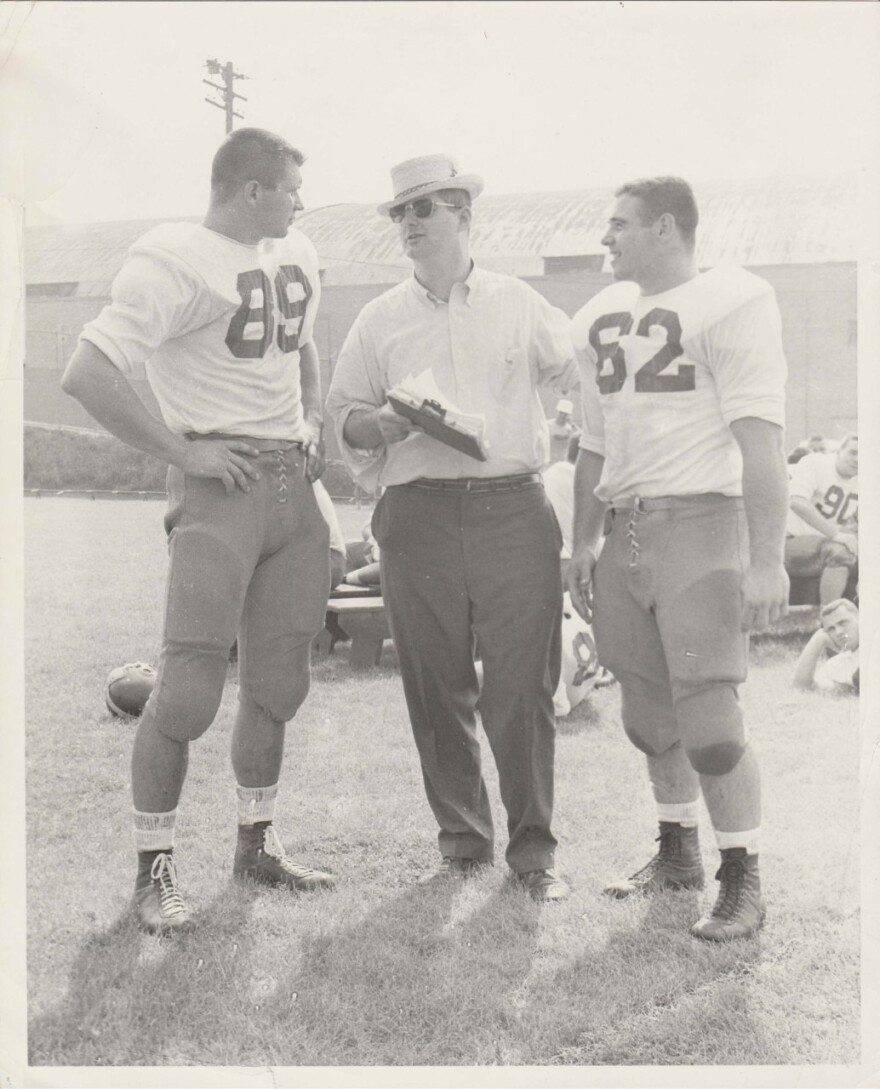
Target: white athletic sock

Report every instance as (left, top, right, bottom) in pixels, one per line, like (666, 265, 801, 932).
(133, 808, 177, 853)
(715, 826, 760, 854)
(236, 782, 278, 826)
(656, 800, 700, 828)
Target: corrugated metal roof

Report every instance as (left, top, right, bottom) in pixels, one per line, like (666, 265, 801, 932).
(25, 173, 858, 294)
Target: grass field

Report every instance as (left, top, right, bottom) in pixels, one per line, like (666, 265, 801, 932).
(21, 497, 864, 1077)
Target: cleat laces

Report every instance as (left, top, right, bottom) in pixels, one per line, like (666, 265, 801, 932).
(709, 856, 746, 920)
(628, 829, 674, 881)
(262, 825, 319, 881)
(151, 852, 188, 921)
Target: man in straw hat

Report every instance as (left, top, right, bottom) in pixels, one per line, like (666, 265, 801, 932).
(326, 155, 577, 901)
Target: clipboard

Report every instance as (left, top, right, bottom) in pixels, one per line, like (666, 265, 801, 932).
(386, 392, 489, 461)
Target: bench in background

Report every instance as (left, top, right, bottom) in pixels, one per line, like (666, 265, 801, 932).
(316, 584, 391, 669)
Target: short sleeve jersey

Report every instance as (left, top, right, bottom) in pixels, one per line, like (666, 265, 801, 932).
(786, 452, 858, 536)
(570, 266, 787, 502)
(814, 648, 859, 691)
(81, 223, 321, 440)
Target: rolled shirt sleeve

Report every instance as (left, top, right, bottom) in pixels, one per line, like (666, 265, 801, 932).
(325, 312, 389, 490)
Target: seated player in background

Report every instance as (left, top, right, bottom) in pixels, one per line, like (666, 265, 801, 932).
(787, 434, 828, 465)
(343, 518, 382, 587)
(544, 432, 609, 716)
(793, 598, 860, 693)
(784, 434, 858, 606)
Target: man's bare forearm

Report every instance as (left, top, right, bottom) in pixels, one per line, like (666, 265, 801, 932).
(298, 341, 324, 441)
(731, 417, 788, 567)
(789, 496, 843, 539)
(572, 448, 607, 554)
(61, 341, 188, 467)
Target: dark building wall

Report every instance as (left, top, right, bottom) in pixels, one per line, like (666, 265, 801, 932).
(24, 264, 857, 459)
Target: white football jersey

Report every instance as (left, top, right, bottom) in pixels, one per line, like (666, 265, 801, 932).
(554, 593, 602, 717)
(571, 267, 786, 502)
(81, 223, 321, 440)
(814, 648, 859, 691)
(786, 452, 858, 536)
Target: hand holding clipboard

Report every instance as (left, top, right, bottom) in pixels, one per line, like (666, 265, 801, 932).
(385, 373, 489, 462)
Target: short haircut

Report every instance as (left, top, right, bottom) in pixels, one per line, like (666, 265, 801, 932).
(211, 128, 305, 202)
(820, 598, 858, 621)
(838, 432, 858, 450)
(615, 176, 699, 247)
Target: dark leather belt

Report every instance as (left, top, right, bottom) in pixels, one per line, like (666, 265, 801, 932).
(611, 493, 736, 512)
(407, 472, 543, 494)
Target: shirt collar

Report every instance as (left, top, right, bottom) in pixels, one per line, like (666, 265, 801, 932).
(410, 261, 481, 308)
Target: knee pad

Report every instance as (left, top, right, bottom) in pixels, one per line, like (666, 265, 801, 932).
(685, 739, 748, 775)
(622, 718, 680, 758)
(676, 683, 746, 775)
(237, 635, 313, 723)
(620, 677, 680, 758)
(153, 645, 229, 742)
(240, 665, 310, 725)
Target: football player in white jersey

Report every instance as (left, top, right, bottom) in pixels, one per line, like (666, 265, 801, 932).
(784, 435, 858, 605)
(568, 176, 789, 941)
(62, 128, 336, 934)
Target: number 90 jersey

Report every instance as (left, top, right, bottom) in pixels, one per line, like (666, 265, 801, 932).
(571, 267, 786, 502)
(81, 223, 321, 441)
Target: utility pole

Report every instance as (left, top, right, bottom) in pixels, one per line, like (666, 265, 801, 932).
(203, 59, 248, 134)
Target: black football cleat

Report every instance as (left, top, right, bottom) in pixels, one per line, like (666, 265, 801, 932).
(133, 851, 193, 934)
(690, 848, 766, 941)
(234, 822, 336, 892)
(603, 822, 705, 899)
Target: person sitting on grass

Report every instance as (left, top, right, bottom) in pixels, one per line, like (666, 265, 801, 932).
(793, 598, 859, 693)
(343, 519, 381, 587)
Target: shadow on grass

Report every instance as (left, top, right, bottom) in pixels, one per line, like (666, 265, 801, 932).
(27, 872, 543, 1068)
(546, 890, 778, 1066)
(270, 878, 543, 1066)
(28, 887, 258, 1067)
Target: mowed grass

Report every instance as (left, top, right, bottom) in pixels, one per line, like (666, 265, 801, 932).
(24, 498, 861, 1069)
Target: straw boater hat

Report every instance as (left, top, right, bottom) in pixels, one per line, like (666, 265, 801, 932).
(377, 154, 484, 216)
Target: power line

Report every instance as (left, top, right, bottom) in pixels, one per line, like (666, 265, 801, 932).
(203, 58, 248, 134)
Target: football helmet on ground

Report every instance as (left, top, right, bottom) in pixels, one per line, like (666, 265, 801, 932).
(105, 661, 156, 719)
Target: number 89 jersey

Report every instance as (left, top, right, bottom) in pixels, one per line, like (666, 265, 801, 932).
(570, 267, 786, 502)
(81, 223, 321, 441)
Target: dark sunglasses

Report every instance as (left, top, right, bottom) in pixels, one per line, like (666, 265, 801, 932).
(389, 197, 462, 223)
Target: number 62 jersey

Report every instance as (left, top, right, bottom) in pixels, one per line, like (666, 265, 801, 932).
(81, 222, 321, 441)
(570, 266, 787, 503)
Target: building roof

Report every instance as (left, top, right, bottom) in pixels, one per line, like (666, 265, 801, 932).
(25, 172, 859, 294)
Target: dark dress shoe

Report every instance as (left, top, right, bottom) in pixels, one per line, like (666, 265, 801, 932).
(418, 856, 492, 884)
(516, 868, 570, 902)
